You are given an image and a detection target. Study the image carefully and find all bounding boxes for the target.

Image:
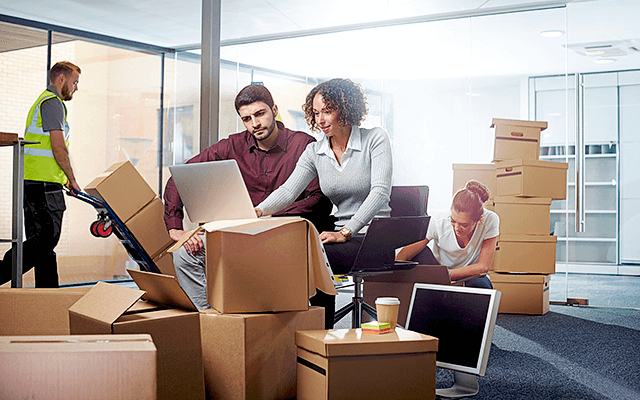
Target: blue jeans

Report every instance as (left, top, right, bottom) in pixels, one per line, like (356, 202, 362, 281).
(463, 275, 493, 289)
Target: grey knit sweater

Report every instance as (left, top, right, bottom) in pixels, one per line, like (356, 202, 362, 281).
(258, 125, 392, 234)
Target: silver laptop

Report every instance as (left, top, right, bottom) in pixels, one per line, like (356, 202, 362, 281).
(169, 159, 256, 223)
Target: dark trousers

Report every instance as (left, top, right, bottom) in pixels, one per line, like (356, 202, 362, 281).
(309, 235, 364, 329)
(1, 181, 65, 288)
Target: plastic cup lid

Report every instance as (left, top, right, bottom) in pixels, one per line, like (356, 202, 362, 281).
(375, 297, 400, 305)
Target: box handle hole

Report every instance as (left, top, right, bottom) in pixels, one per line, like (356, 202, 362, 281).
(510, 131, 524, 137)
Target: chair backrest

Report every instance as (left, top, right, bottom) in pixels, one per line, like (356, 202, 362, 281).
(389, 185, 429, 217)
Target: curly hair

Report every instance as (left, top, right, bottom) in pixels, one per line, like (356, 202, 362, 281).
(302, 78, 368, 132)
(452, 180, 491, 222)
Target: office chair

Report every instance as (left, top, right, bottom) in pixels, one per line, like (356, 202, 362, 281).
(333, 185, 430, 328)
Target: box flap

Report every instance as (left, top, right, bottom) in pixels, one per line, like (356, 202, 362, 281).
(498, 234, 558, 243)
(68, 282, 145, 325)
(494, 196, 552, 205)
(127, 269, 197, 311)
(495, 159, 569, 170)
(296, 328, 438, 357)
(491, 118, 548, 130)
(307, 221, 338, 296)
(490, 272, 550, 284)
(167, 226, 203, 253)
(203, 216, 297, 234)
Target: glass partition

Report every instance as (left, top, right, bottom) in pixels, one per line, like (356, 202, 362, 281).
(0, 22, 167, 287)
(0, 23, 50, 286)
(2, 1, 638, 304)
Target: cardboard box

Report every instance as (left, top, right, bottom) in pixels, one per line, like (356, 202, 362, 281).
(125, 197, 174, 259)
(490, 273, 550, 315)
(0, 289, 88, 336)
(171, 217, 336, 314)
(452, 163, 496, 199)
(491, 118, 547, 162)
(199, 306, 324, 400)
(492, 234, 557, 274)
(68, 280, 205, 400)
(494, 196, 552, 235)
(495, 159, 568, 200)
(296, 328, 438, 400)
(363, 266, 452, 327)
(85, 160, 156, 222)
(0, 334, 156, 400)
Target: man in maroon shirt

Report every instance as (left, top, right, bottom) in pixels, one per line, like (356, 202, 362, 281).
(164, 84, 332, 308)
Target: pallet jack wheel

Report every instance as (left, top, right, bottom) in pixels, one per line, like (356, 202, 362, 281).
(95, 220, 113, 238)
(90, 221, 101, 237)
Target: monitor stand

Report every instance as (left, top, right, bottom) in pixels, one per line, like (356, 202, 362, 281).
(436, 371, 479, 399)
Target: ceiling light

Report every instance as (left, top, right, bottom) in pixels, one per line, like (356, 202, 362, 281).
(585, 50, 605, 56)
(540, 30, 564, 38)
(595, 58, 616, 64)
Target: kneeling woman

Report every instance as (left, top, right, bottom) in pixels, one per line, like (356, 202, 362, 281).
(396, 180, 498, 288)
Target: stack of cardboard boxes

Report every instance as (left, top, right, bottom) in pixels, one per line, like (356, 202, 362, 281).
(87, 161, 333, 399)
(84, 160, 176, 275)
(453, 118, 568, 315)
(0, 288, 160, 400)
(0, 160, 440, 399)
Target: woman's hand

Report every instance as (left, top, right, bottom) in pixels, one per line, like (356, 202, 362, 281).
(319, 231, 348, 244)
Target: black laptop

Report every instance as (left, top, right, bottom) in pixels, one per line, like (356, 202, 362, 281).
(348, 216, 430, 274)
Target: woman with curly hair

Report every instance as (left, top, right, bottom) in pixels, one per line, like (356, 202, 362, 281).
(396, 180, 499, 288)
(256, 78, 393, 328)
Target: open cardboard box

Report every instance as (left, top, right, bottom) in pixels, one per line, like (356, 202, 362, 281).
(0, 334, 157, 400)
(0, 288, 90, 336)
(491, 118, 547, 162)
(68, 276, 205, 400)
(296, 328, 438, 400)
(490, 272, 550, 315)
(199, 306, 324, 400)
(169, 216, 337, 314)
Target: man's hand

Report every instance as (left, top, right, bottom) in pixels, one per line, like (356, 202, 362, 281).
(169, 228, 205, 254)
(254, 207, 263, 217)
(65, 180, 81, 196)
(319, 231, 348, 245)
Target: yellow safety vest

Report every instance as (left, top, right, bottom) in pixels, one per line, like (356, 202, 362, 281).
(24, 90, 70, 184)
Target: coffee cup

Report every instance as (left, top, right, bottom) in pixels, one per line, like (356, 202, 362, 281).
(375, 297, 400, 330)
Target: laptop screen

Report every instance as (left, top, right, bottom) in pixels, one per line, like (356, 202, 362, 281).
(169, 159, 257, 223)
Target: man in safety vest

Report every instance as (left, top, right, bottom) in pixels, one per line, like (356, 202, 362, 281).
(1, 61, 82, 288)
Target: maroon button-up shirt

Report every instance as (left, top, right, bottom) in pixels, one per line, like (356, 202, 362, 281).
(164, 122, 330, 231)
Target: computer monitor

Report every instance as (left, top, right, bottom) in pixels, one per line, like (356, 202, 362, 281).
(405, 283, 501, 398)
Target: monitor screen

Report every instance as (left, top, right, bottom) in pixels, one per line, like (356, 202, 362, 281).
(405, 283, 501, 376)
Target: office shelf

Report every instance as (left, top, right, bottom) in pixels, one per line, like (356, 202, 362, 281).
(539, 143, 618, 264)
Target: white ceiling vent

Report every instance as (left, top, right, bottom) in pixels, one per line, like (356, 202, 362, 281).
(566, 39, 640, 57)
